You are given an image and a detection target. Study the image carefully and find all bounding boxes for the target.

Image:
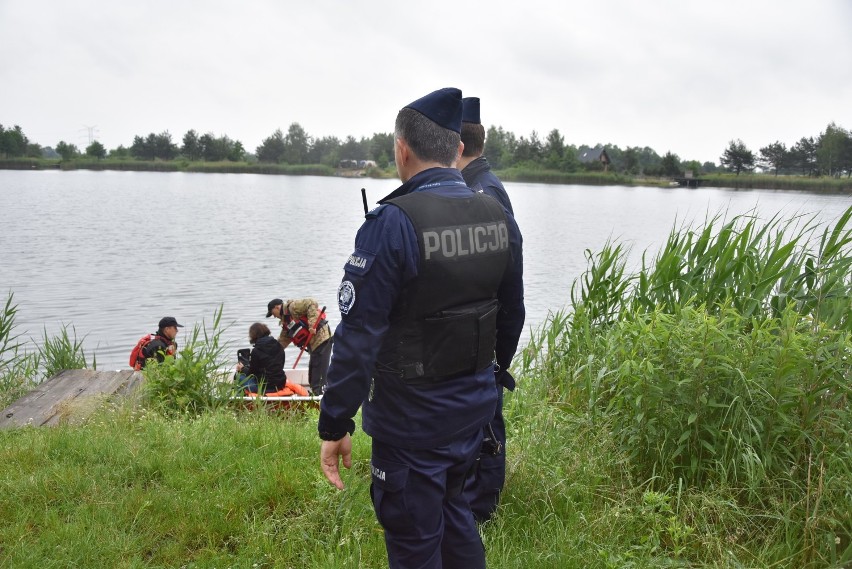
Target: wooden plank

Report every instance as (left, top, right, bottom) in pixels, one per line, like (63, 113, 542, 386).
(113, 371, 145, 397)
(1, 366, 313, 429)
(0, 370, 144, 429)
(41, 370, 145, 427)
(82, 370, 137, 396)
(0, 370, 92, 427)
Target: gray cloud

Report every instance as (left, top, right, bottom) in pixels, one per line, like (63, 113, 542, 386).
(1, 0, 849, 163)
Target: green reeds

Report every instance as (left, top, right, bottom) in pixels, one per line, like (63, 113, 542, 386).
(1, 292, 95, 407)
(0, 292, 38, 407)
(36, 324, 93, 378)
(571, 207, 852, 331)
(524, 206, 852, 565)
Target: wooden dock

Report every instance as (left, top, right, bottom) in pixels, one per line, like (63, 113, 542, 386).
(0, 369, 143, 429)
(0, 368, 319, 429)
(673, 176, 707, 188)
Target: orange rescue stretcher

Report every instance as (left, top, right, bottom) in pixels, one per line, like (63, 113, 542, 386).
(236, 368, 321, 410)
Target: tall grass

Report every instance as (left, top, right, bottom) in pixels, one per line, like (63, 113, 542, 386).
(524, 206, 852, 566)
(36, 324, 94, 377)
(571, 207, 852, 330)
(0, 293, 38, 408)
(1, 292, 93, 408)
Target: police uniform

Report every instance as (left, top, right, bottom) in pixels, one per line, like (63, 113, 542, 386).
(318, 88, 525, 569)
(459, 96, 524, 523)
(462, 156, 514, 216)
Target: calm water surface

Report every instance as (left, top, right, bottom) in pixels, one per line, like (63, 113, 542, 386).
(0, 170, 849, 370)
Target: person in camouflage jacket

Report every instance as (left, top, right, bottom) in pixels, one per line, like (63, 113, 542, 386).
(266, 297, 333, 394)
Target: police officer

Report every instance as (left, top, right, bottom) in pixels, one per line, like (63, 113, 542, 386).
(458, 96, 524, 524)
(319, 87, 525, 569)
(458, 96, 515, 215)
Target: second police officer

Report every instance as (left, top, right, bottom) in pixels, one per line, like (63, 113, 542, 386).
(318, 87, 525, 569)
(458, 95, 523, 524)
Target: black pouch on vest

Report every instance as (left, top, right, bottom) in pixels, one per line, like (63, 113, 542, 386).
(418, 298, 499, 380)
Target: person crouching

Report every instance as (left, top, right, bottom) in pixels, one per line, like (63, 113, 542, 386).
(236, 322, 287, 394)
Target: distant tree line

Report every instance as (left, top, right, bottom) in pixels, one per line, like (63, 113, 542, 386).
(2, 120, 850, 178)
(481, 126, 715, 177)
(720, 122, 852, 177)
(0, 124, 43, 158)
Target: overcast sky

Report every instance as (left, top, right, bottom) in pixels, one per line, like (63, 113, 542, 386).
(2, 0, 850, 164)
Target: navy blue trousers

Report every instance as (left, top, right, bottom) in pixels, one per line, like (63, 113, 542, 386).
(463, 386, 506, 523)
(370, 430, 485, 569)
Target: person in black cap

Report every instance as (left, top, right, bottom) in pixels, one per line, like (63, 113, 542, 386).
(130, 316, 183, 370)
(266, 297, 333, 394)
(459, 96, 523, 525)
(318, 87, 525, 568)
(458, 96, 514, 215)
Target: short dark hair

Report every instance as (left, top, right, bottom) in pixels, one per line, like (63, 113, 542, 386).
(395, 107, 460, 166)
(461, 122, 485, 157)
(249, 322, 271, 344)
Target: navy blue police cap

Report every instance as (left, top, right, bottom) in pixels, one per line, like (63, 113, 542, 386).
(404, 87, 463, 133)
(462, 97, 481, 125)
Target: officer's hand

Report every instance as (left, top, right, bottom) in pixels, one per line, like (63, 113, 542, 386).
(321, 434, 352, 490)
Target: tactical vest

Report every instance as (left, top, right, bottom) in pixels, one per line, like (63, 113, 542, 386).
(284, 314, 313, 348)
(378, 191, 510, 383)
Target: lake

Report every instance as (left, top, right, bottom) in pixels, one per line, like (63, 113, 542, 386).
(0, 169, 849, 370)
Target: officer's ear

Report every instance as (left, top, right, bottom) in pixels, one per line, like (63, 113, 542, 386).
(395, 136, 411, 166)
(395, 136, 413, 181)
(453, 141, 464, 167)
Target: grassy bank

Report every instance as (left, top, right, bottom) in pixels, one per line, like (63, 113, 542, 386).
(3, 158, 851, 191)
(0, 395, 785, 568)
(496, 167, 642, 186)
(1, 208, 850, 567)
(495, 167, 852, 192)
(699, 173, 852, 192)
(0, 158, 338, 177)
